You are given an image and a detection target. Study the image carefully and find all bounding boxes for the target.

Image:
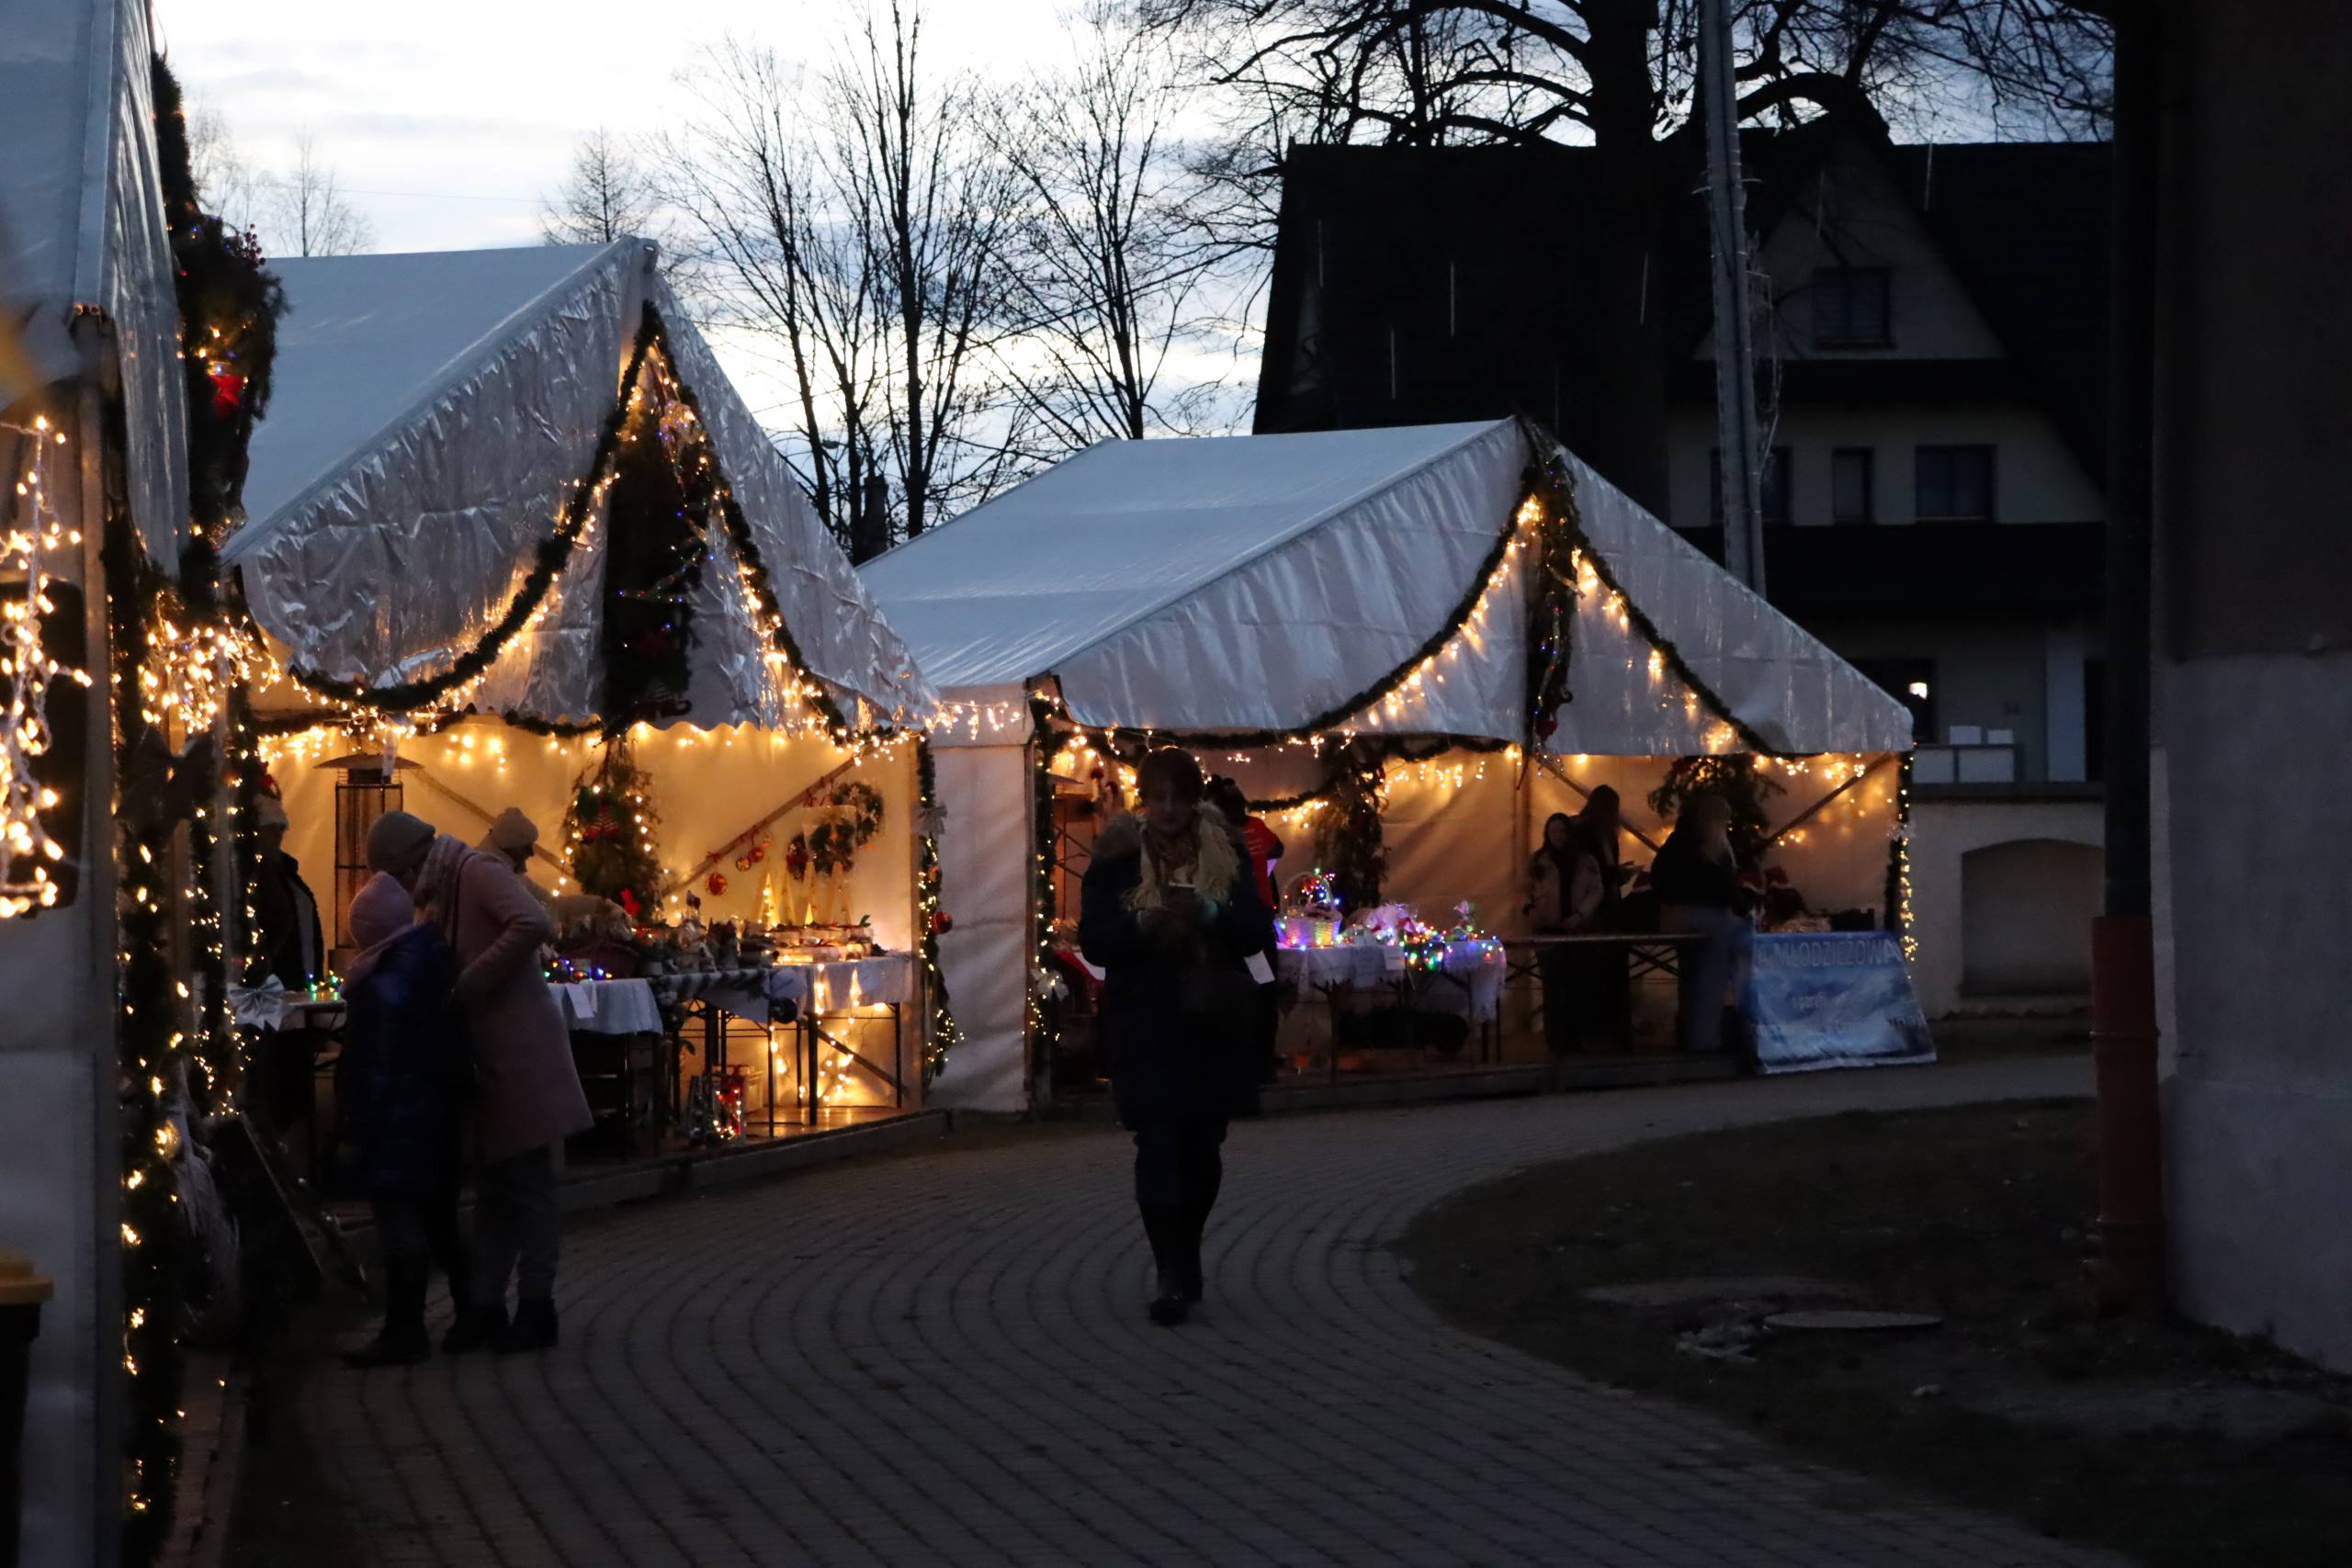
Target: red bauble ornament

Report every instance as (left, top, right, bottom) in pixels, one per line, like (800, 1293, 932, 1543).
(208, 364, 245, 417)
(929, 909, 954, 936)
(619, 887, 642, 918)
(707, 872, 729, 897)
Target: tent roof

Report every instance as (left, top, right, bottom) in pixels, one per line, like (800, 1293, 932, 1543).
(225, 240, 935, 730)
(0, 0, 187, 563)
(862, 420, 1503, 692)
(234, 245, 621, 534)
(865, 419, 1912, 756)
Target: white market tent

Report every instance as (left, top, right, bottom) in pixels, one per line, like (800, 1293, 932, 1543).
(0, 1, 188, 1559)
(226, 242, 942, 1089)
(864, 417, 1915, 1111)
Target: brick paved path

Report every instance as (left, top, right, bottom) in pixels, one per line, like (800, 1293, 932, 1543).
(315, 1056, 2127, 1567)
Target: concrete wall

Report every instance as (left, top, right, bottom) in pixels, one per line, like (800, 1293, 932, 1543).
(2155, 3, 2352, 1373)
(1809, 615, 2064, 779)
(1908, 792, 2104, 1016)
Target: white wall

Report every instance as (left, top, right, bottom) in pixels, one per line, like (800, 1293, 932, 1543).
(1667, 402, 2105, 530)
(1908, 795, 2105, 1015)
(2164, 653, 2352, 1371)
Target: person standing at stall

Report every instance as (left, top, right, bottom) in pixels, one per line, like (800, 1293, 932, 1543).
(367, 809, 591, 1353)
(336, 873, 473, 1367)
(1652, 794, 1755, 1055)
(1206, 776, 1285, 1085)
(251, 792, 327, 1167)
(1524, 799, 1616, 1054)
(1081, 750, 1274, 1326)
(479, 807, 557, 913)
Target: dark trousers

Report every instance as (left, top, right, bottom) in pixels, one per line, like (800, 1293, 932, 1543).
(1539, 942, 1631, 1053)
(370, 1185, 469, 1335)
(1133, 1116, 1226, 1285)
(476, 1144, 561, 1307)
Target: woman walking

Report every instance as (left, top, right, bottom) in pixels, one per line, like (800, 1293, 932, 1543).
(1081, 750, 1275, 1325)
(337, 873, 473, 1367)
(1651, 795, 1756, 1055)
(368, 809, 591, 1352)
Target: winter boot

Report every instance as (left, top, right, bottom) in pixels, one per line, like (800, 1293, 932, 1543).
(345, 1258, 431, 1368)
(495, 1298, 560, 1354)
(441, 1299, 506, 1355)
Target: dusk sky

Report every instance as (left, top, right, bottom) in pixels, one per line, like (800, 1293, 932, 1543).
(153, 0, 1074, 254)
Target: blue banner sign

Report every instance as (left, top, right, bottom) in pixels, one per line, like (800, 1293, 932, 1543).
(1743, 931, 1935, 1075)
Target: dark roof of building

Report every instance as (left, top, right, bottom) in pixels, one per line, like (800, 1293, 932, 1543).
(1255, 125, 2111, 481)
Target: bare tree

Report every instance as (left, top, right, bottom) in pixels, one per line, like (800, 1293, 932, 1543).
(657, 38, 891, 556)
(1136, 0, 2113, 510)
(268, 132, 375, 257)
(542, 129, 662, 246)
(987, 4, 1238, 449)
(185, 102, 264, 234)
(833, 0, 1024, 538)
(656, 4, 1024, 557)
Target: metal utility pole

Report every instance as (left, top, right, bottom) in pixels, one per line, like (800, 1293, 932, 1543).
(2090, 1, 2163, 1311)
(1700, 0, 1767, 595)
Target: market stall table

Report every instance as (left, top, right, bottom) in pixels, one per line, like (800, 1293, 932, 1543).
(647, 954, 918, 1133)
(1274, 939, 1509, 1076)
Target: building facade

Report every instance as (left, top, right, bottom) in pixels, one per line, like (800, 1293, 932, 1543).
(1254, 122, 2112, 1010)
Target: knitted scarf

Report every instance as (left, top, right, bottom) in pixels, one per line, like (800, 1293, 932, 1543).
(1119, 811, 1241, 912)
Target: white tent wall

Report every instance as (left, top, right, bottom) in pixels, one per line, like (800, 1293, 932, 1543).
(924, 735, 1037, 1112)
(0, 0, 190, 1559)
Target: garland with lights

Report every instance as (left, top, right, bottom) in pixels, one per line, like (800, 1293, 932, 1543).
(914, 739, 960, 1079)
(1027, 693, 1063, 1066)
(1888, 751, 1917, 957)
(150, 57, 284, 558)
(277, 307, 889, 749)
(599, 381, 709, 721)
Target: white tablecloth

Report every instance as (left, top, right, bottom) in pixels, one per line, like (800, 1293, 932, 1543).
(650, 956, 916, 1023)
(1275, 940, 1506, 1021)
(555, 978, 665, 1035)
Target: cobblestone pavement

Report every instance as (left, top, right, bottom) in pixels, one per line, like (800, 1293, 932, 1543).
(314, 1056, 2129, 1567)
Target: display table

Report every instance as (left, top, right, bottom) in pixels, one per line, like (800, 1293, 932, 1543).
(1274, 940, 1505, 1021)
(648, 954, 919, 1132)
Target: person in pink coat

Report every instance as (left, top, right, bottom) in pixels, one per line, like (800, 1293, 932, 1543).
(367, 809, 591, 1353)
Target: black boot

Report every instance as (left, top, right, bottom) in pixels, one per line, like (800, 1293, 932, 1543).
(495, 1298, 559, 1353)
(1139, 1202, 1189, 1325)
(345, 1258, 430, 1368)
(441, 1299, 505, 1355)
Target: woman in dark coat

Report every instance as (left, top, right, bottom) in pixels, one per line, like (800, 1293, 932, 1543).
(336, 873, 475, 1367)
(1080, 749, 1275, 1325)
(1652, 794, 1755, 1055)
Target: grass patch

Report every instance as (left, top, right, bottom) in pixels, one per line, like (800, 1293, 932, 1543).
(1400, 1100, 2352, 1568)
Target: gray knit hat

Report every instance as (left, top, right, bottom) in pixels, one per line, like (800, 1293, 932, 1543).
(365, 809, 436, 872)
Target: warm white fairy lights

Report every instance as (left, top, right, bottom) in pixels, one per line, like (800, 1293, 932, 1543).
(2, 418, 92, 919)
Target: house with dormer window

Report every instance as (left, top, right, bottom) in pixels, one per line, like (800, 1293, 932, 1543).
(1253, 118, 2111, 1012)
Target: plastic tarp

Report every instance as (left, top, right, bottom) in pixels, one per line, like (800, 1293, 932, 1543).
(864, 419, 1911, 755)
(923, 739, 1037, 1111)
(225, 240, 933, 728)
(0, 0, 189, 567)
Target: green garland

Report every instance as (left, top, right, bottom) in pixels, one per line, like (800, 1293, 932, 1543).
(102, 523, 186, 1566)
(1027, 693, 1062, 1066)
(282, 311, 661, 713)
(277, 306, 892, 747)
(914, 739, 960, 1080)
(598, 384, 708, 721)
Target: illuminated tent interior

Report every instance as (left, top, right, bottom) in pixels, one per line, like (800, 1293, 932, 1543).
(223, 239, 944, 1111)
(863, 417, 1916, 1112)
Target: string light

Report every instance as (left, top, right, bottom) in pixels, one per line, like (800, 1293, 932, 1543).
(2, 418, 91, 919)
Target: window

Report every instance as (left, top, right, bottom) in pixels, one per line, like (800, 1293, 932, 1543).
(1858, 659, 1937, 744)
(1831, 447, 1876, 525)
(1915, 445, 1996, 522)
(1813, 266, 1893, 347)
(1710, 446, 1792, 526)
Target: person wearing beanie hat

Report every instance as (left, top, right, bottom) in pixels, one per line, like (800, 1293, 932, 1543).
(252, 790, 326, 1168)
(390, 815, 590, 1354)
(335, 874, 475, 1369)
(479, 807, 556, 911)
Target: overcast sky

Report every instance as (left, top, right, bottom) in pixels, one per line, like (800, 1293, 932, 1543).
(153, 0, 1077, 254)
